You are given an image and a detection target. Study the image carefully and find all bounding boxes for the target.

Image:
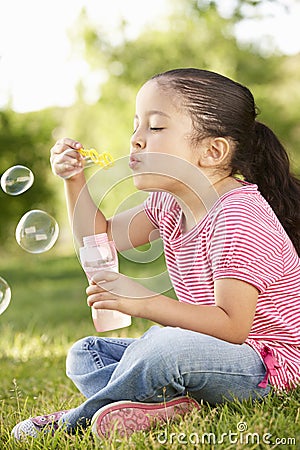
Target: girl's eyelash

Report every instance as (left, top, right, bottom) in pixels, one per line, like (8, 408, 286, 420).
(132, 127, 164, 134)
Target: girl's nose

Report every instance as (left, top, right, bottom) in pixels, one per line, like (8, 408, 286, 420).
(130, 130, 146, 150)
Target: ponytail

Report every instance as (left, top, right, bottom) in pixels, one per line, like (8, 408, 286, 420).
(234, 121, 300, 256)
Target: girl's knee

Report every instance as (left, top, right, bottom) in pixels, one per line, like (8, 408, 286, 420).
(66, 336, 96, 377)
(125, 327, 186, 368)
(67, 336, 95, 357)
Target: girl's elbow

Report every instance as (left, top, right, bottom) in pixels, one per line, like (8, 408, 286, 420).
(230, 329, 251, 345)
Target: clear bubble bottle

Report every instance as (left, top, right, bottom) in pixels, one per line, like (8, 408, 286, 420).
(79, 233, 132, 332)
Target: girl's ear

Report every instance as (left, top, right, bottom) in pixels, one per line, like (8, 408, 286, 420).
(198, 137, 231, 167)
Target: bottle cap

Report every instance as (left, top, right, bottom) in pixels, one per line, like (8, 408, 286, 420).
(83, 233, 109, 247)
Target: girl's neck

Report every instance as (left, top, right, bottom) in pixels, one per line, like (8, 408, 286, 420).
(175, 175, 240, 233)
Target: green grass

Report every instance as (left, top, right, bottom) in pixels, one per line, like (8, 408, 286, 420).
(0, 253, 299, 449)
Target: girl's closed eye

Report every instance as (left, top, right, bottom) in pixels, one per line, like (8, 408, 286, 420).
(150, 127, 165, 131)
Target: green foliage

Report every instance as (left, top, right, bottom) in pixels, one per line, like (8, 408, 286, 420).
(0, 109, 63, 249)
(0, 0, 298, 254)
(63, 0, 300, 178)
(1, 0, 299, 254)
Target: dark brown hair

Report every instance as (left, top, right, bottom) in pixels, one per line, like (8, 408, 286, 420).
(152, 68, 300, 256)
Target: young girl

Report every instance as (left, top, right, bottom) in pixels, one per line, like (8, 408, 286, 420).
(12, 68, 300, 440)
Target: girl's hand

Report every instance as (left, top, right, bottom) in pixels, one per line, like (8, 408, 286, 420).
(86, 271, 155, 318)
(50, 137, 83, 179)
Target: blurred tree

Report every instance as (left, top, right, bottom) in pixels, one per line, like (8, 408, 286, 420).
(63, 0, 299, 179)
(0, 109, 62, 251)
(1, 0, 299, 253)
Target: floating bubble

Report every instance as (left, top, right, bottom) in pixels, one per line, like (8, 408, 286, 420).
(15, 210, 59, 254)
(0, 277, 11, 315)
(1, 165, 34, 195)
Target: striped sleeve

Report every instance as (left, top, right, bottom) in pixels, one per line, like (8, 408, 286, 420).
(209, 195, 285, 293)
(143, 192, 160, 228)
(144, 192, 179, 229)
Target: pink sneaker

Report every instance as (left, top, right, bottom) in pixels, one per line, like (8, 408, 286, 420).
(11, 410, 70, 440)
(91, 396, 200, 439)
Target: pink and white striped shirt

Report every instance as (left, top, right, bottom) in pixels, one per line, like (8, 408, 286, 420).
(144, 183, 300, 391)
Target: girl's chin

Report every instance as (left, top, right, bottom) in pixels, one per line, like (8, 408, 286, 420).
(132, 173, 174, 193)
(132, 174, 155, 191)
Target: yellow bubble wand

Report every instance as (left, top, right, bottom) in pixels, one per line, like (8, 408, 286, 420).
(78, 147, 114, 169)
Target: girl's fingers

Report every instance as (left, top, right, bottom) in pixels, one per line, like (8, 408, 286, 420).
(50, 138, 82, 156)
(87, 292, 117, 306)
(91, 271, 120, 284)
(86, 277, 120, 297)
(50, 139, 84, 178)
(86, 283, 111, 295)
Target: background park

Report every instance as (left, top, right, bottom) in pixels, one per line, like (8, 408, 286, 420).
(0, 0, 299, 448)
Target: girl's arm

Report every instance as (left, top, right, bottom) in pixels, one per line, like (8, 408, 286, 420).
(50, 138, 158, 249)
(65, 174, 157, 250)
(141, 278, 258, 344)
(86, 275, 258, 344)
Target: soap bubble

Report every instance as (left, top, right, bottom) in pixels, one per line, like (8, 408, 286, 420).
(15, 210, 59, 253)
(0, 277, 11, 315)
(1, 165, 34, 195)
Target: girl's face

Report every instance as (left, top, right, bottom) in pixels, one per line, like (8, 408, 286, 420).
(130, 79, 199, 193)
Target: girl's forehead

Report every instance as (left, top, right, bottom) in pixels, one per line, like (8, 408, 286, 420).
(137, 80, 164, 100)
(136, 79, 181, 113)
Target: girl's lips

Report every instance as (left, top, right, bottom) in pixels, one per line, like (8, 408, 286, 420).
(129, 156, 140, 170)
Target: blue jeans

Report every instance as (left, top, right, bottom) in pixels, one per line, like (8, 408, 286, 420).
(62, 325, 270, 429)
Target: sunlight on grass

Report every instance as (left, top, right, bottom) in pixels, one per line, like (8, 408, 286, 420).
(0, 325, 70, 362)
(0, 255, 299, 449)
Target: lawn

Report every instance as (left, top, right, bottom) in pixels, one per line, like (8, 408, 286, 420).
(0, 252, 299, 449)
